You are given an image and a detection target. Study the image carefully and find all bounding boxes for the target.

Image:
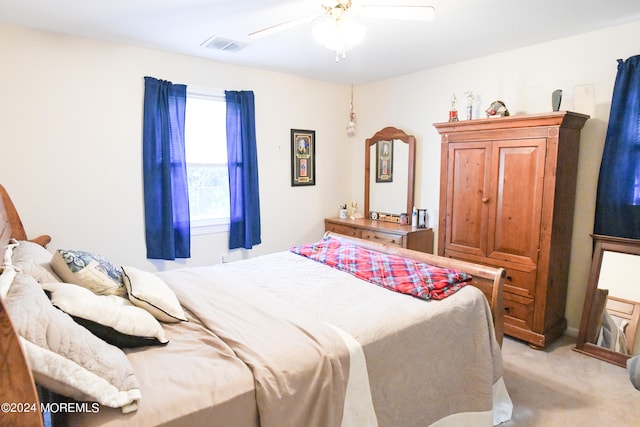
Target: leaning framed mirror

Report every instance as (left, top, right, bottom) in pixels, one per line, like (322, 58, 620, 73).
(575, 234, 640, 367)
(364, 126, 416, 223)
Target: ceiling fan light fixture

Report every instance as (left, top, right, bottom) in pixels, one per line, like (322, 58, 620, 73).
(312, 18, 364, 61)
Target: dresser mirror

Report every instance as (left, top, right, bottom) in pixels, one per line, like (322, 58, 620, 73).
(364, 127, 416, 223)
(575, 235, 640, 367)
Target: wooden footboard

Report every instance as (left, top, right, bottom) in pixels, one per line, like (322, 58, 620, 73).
(325, 232, 505, 346)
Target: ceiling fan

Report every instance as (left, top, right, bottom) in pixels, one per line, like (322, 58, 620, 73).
(249, 1, 435, 61)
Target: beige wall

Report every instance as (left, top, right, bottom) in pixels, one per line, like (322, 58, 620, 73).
(354, 20, 640, 333)
(0, 23, 354, 271)
(2, 19, 640, 333)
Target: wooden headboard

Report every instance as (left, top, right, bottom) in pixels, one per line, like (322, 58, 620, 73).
(0, 184, 51, 248)
(0, 184, 47, 427)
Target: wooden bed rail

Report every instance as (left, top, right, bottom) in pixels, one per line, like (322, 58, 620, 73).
(325, 232, 506, 346)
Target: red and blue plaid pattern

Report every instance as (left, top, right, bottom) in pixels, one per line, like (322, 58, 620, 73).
(291, 236, 471, 300)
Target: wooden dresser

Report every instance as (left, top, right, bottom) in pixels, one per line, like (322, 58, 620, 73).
(324, 217, 434, 254)
(434, 111, 589, 348)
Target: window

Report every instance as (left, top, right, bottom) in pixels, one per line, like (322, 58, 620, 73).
(184, 91, 229, 233)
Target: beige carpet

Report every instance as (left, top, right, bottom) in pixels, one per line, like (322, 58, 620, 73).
(500, 335, 640, 426)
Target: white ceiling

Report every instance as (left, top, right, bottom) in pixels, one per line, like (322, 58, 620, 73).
(2, 0, 640, 85)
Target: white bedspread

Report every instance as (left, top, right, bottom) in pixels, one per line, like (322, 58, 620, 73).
(214, 251, 512, 426)
(67, 250, 512, 426)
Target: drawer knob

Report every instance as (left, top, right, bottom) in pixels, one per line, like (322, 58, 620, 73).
(506, 276, 513, 281)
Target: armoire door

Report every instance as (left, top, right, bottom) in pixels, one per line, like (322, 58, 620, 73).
(486, 138, 546, 266)
(444, 141, 492, 257)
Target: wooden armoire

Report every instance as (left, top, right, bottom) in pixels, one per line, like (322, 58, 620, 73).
(434, 111, 589, 348)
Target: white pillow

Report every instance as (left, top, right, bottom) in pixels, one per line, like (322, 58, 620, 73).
(4, 273, 141, 411)
(43, 281, 169, 347)
(122, 266, 187, 323)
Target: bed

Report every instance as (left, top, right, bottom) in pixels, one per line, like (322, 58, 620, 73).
(0, 184, 512, 427)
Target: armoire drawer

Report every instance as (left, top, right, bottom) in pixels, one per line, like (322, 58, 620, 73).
(360, 230, 403, 246)
(325, 223, 361, 238)
(503, 292, 534, 331)
(445, 251, 536, 297)
(502, 267, 536, 298)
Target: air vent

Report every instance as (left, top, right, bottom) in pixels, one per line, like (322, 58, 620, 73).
(201, 35, 248, 52)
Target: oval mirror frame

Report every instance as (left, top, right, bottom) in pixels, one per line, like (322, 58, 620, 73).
(364, 127, 416, 222)
(575, 234, 640, 367)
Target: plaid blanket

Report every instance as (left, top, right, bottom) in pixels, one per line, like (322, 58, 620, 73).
(291, 236, 471, 300)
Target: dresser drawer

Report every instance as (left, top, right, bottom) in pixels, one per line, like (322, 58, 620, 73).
(325, 222, 361, 238)
(503, 292, 534, 331)
(360, 230, 403, 246)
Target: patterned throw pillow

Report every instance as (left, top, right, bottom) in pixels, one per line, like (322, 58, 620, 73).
(50, 249, 126, 296)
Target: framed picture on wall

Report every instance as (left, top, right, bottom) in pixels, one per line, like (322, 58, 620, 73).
(291, 129, 316, 186)
(376, 140, 393, 182)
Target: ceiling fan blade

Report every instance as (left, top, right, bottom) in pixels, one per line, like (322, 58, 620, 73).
(249, 15, 320, 39)
(360, 5, 435, 21)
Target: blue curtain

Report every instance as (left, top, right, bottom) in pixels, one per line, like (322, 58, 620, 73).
(142, 76, 191, 259)
(225, 90, 262, 249)
(594, 55, 640, 239)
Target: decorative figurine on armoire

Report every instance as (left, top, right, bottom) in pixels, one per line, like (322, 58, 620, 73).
(449, 94, 459, 122)
(465, 90, 475, 120)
